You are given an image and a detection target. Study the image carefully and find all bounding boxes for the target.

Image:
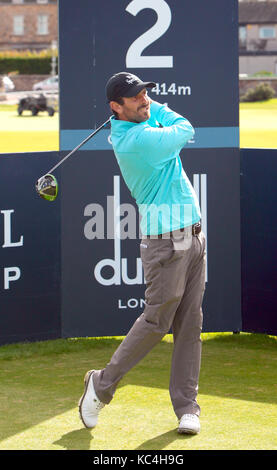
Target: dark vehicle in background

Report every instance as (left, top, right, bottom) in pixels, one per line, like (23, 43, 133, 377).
(17, 94, 55, 116)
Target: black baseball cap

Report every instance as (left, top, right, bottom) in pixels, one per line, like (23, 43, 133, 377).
(106, 72, 156, 102)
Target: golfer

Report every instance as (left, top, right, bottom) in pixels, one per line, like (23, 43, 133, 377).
(79, 72, 206, 435)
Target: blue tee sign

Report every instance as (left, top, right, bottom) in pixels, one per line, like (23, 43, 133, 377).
(59, 0, 241, 337)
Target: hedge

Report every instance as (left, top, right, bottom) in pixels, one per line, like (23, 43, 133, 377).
(0, 57, 54, 74)
(0, 50, 58, 75)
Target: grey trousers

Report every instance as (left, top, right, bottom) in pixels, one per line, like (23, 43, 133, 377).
(93, 229, 206, 419)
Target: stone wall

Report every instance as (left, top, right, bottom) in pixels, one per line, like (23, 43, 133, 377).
(0, 73, 49, 91)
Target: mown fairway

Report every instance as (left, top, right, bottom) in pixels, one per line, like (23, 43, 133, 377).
(0, 99, 277, 153)
(239, 98, 277, 148)
(0, 333, 276, 450)
(0, 104, 59, 153)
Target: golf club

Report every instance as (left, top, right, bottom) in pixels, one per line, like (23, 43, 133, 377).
(35, 116, 112, 201)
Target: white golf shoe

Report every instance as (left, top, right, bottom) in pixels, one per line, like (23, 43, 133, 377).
(178, 414, 200, 434)
(78, 370, 105, 428)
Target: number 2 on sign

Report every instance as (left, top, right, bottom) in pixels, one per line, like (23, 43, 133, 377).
(125, 0, 173, 68)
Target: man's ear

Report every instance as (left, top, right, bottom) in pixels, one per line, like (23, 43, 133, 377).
(110, 100, 121, 114)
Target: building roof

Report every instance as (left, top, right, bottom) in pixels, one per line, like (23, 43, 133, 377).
(239, 1, 277, 23)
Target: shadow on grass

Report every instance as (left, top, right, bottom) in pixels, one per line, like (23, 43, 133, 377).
(52, 427, 194, 451)
(16, 114, 53, 118)
(135, 429, 195, 451)
(115, 332, 277, 406)
(53, 428, 93, 450)
(0, 333, 276, 447)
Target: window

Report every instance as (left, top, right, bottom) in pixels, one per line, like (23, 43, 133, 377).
(13, 15, 24, 35)
(37, 15, 48, 35)
(259, 27, 276, 39)
(37, 0, 48, 4)
(239, 26, 247, 49)
(239, 26, 247, 41)
(12, 0, 24, 4)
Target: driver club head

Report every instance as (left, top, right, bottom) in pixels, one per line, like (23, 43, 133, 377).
(35, 174, 58, 201)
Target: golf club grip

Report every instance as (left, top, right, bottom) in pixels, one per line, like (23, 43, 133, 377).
(45, 116, 112, 176)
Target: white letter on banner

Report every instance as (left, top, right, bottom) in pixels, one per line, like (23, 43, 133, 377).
(1, 210, 23, 248)
(4, 267, 21, 289)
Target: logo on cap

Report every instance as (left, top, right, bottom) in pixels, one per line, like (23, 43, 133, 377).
(126, 74, 139, 85)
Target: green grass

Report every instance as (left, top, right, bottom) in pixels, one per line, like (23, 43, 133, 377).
(0, 333, 276, 450)
(0, 98, 277, 153)
(0, 131, 59, 153)
(0, 104, 59, 153)
(239, 98, 277, 148)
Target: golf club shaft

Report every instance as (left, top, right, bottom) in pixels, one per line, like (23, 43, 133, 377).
(44, 116, 112, 176)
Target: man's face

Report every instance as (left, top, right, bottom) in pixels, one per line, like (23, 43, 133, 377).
(111, 88, 151, 123)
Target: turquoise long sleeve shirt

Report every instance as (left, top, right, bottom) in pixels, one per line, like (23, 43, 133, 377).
(110, 101, 201, 235)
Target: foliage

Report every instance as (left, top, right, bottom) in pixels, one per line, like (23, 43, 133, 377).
(252, 71, 276, 77)
(0, 49, 58, 75)
(0, 50, 57, 59)
(241, 82, 275, 102)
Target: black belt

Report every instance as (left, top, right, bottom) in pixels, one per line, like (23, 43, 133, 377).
(146, 222, 201, 239)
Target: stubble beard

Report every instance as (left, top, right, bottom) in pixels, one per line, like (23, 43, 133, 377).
(135, 105, 150, 123)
